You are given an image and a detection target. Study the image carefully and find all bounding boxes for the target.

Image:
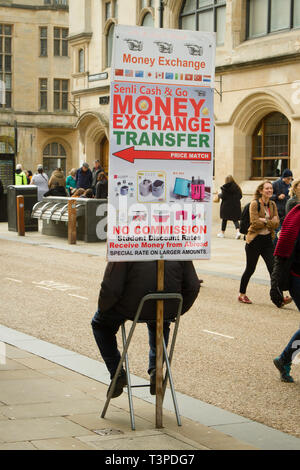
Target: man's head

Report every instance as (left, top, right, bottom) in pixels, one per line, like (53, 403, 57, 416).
(82, 162, 89, 172)
(94, 160, 100, 169)
(282, 169, 293, 184)
(16, 164, 22, 171)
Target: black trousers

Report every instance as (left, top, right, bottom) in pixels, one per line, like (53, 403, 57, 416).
(239, 234, 274, 294)
(221, 219, 240, 231)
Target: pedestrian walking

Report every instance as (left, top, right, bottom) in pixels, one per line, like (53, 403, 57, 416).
(216, 175, 242, 239)
(91, 261, 200, 398)
(95, 172, 108, 199)
(48, 167, 66, 190)
(271, 205, 300, 382)
(66, 168, 77, 196)
(30, 164, 49, 201)
(271, 168, 293, 245)
(75, 162, 92, 190)
(238, 180, 282, 304)
(285, 178, 300, 215)
(14, 164, 27, 185)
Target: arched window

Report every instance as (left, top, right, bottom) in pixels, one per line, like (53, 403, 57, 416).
(142, 12, 154, 27)
(106, 23, 115, 68)
(179, 0, 226, 46)
(252, 112, 290, 178)
(79, 49, 84, 73)
(43, 142, 67, 178)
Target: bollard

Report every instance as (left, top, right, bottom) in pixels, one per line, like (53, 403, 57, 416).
(68, 199, 77, 244)
(156, 259, 164, 428)
(16, 195, 25, 236)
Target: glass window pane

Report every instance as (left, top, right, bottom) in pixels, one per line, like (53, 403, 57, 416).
(59, 144, 66, 156)
(41, 39, 47, 56)
(0, 55, 2, 72)
(199, 0, 213, 6)
(54, 27, 60, 38)
(54, 39, 60, 55)
(5, 55, 11, 71)
(54, 92, 60, 109)
(62, 79, 68, 91)
(62, 40, 68, 56)
(62, 28, 68, 38)
(114, 0, 118, 18)
(0, 38, 2, 53)
(40, 92, 47, 110)
(79, 49, 84, 72)
(142, 13, 154, 27)
(216, 5, 226, 45)
(106, 2, 111, 19)
(294, 0, 300, 27)
(271, 0, 291, 32)
(106, 23, 114, 67)
(54, 79, 60, 90)
(141, 0, 147, 9)
(248, 0, 268, 37)
(5, 38, 11, 53)
(5, 91, 11, 108)
(43, 144, 50, 155)
(182, 0, 196, 14)
(62, 92, 68, 110)
(181, 14, 196, 30)
(252, 160, 262, 178)
(5, 74, 11, 90)
(4, 25, 12, 36)
(40, 27, 47, 38)
(51, 142, 59, 155)
(198, 10, 213, 32)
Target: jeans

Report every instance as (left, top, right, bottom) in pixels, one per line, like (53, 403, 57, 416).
(91, 309, 170, 378)
(239, 234, 274, 294)
(280, 275, 300, 364)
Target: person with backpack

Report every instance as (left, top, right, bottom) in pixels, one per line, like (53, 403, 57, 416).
(216, 175, 242, 239)
(238, 180, 282, 304)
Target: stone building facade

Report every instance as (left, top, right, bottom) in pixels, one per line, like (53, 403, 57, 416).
(0, 0, 77, 180)
(69, 0, 300, 210)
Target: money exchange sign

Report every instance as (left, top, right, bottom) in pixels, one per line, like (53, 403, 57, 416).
(107, 25, 215, 261)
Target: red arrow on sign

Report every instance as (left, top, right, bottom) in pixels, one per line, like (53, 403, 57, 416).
(113, 147, 211, 163)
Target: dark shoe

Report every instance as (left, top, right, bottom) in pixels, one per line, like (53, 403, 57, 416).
(150, 369, 156, 395)
(107, 369, 127, 398)
(273, 357, 294, 383)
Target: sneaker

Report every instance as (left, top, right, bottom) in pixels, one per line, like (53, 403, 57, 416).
(235, 231, 241, 240)
(217, 232, 225, 238)
(150, 369, 156, 395)
(107, 369, 127, 398)
(283, 296, 293, 305)
(273, 357, 294, 383)
(238, 294, 252, 304)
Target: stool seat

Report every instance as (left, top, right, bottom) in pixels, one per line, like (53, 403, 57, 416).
(101, 293, 183, 430)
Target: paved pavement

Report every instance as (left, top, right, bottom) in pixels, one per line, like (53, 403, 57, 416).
(1, 221, 300, 450)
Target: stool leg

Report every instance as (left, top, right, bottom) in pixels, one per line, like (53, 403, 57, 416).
(121, 324, 136, 431)
(163, 339, 182, 426)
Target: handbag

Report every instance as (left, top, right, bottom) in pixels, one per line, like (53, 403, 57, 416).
(213, 194, 220, 203)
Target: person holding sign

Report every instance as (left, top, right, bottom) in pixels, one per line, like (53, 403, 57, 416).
(91, 260, 200, 398)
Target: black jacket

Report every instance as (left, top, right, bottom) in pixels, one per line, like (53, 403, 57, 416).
(271, 178, 291, 220)
(44, 186, 67, 197)
(219, 182, 242, 221)
(95, 180, 108, 199)
(98, 261, 200, 321)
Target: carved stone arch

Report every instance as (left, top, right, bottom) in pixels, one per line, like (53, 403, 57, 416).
(103, 18, 117, 36)
(229, 90, 294, 134)
(138, 7, 154, 26)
